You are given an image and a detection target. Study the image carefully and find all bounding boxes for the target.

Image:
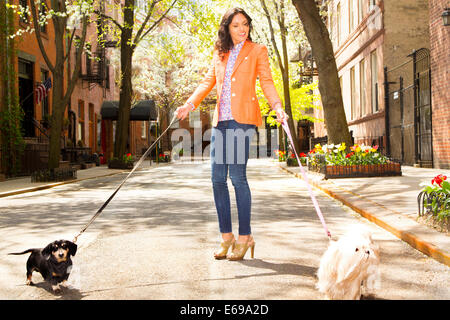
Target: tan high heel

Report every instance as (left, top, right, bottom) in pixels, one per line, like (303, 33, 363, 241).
(227, 237, 255, 261)
(214, 237, 236, 260)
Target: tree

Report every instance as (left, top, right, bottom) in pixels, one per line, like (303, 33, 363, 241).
(292, 0, 352, 147)
(31, 0, 90, 169)
(260, 64, 320, 126)
(259, 0, 301, 153)
(0, 1, 24, 176)
(113, 28, 209, 150)
(9, 0, 92, 169)
(97, 0, 177, 160)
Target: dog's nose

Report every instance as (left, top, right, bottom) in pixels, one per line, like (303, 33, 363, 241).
(366, 250, 370, 255)
(59, 253, 64, 257)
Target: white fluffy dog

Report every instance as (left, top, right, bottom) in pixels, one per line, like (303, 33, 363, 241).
(317, 227, 380, 300)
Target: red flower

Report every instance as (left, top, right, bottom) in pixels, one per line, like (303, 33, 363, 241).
(299, 152, 307, 157)
(431, 174, 447, 187)
(127, 153, 132, 157)
(346, 152, 354, 158)
(290, 153, 296, 158)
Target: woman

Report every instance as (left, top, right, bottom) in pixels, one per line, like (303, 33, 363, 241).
(176, 7, 287, 261)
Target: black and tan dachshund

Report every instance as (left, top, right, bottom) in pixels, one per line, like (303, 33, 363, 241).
(9, 239, 77, 293)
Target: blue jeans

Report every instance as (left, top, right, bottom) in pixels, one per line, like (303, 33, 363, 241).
(210, 120, 256, 236)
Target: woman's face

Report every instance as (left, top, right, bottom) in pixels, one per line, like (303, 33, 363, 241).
(228, 13, 249, 45)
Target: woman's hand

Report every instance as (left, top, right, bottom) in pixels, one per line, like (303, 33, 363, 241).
(175, 103, 192, 120)
(274, 105, 288, 124)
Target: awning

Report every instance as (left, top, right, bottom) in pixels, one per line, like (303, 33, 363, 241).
(100, 100, 158, 121)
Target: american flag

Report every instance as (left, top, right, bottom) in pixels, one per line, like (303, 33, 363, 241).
(35, 78, 52, 105)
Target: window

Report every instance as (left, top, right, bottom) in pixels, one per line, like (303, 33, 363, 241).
(141, 121, 147, 139)
(350, 66, 356, 120)
(358, 0, 364, 23)
(359, 59, 367, 116)
(19, 0, 29, 23)
(85, 44, 92, 75)
(78, 100, 85, 145)
(328, 5, 334, 44)
(89, 104, 94, 123)
(105, 59, 110, 89)
(89, 103, 94, 149)
(336, 3, 341, 46)
(349, 0, 356, 33)
(41, 70, 50, 117)
(40, 1, 47, 33)
(370, 50, 378, 113)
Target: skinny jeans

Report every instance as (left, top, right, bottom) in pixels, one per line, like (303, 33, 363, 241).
(210, 120, 256, 235)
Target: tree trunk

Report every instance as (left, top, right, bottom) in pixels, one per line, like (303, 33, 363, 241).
(47, 15, 66, 169)
(113, 0, 135, 159)
(292, 0, 352, 147)
(47, 67, 65, 169)
(279, 9, 301, 154)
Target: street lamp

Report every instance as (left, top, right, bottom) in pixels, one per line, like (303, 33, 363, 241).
(442, 8, 450, 26)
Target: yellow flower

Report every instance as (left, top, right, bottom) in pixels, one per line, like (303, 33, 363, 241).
(315, 144, 322, 151)
(355, 146, 361, 153)
(338, 143, 346, 151)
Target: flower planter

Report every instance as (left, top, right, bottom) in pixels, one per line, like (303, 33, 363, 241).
(324, 162, 402, 179)
(108, 159, 134, 169)
(317, 162, 402, 179)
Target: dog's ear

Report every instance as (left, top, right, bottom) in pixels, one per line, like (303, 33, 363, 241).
(67, 241, 77, 256)
(42, 243, 54, 259)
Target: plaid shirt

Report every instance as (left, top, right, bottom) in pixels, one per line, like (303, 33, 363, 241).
(218, 40, 245, 122)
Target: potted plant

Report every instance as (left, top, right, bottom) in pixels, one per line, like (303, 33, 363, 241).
(308, 143, 401, 178)
(108, 153, 135, 169)
(158, 152, 170, 163)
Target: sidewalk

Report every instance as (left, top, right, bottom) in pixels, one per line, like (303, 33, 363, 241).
(278, 162, 450, 267)
(0, 165, 125, 198)
(0, 161, 449, 267)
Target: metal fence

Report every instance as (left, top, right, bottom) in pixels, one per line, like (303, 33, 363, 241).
(384, 48, 432, 166)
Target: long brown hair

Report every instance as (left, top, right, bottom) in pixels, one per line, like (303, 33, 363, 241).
(214, 8, 253, 60)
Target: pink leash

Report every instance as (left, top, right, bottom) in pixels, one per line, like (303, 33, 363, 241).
(281, 120, 332, 239)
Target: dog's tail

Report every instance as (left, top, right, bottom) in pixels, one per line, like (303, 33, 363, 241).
(8, 249, 36, 255)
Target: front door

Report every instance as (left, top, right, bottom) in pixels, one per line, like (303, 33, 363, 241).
(18, 59, 35, 137)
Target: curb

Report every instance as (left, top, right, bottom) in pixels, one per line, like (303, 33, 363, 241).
(279, 165, 450, 267)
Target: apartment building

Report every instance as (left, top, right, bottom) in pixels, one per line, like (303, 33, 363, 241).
(0, 0, 160, 175)
(316, 0, 433, 166)
(429, 1, 450, 169)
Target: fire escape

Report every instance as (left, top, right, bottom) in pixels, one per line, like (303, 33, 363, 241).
(80, 1, 116, 96)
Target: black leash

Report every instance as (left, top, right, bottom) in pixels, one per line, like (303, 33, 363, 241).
(73, 114, 179, 243)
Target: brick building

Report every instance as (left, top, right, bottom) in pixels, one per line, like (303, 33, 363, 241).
(429, 1, 450, 169)
(315, 0, 438, 167)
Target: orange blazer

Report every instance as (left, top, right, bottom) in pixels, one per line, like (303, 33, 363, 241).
(187, 40, 282, 127)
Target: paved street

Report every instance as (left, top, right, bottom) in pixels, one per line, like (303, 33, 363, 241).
(1, 159, 449, 300)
